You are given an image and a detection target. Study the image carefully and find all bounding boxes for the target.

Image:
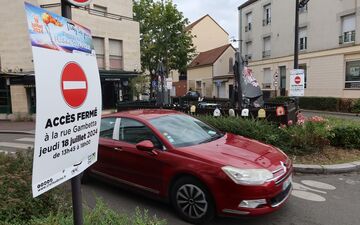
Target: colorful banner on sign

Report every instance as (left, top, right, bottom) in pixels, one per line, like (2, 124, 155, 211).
(25, 3, 93, 54)
(25, 2, 102, 197)
(289, 69, 305, 97)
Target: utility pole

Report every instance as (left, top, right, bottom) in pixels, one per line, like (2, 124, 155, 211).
(294, 0, 310, 69)
(60, 1, 83, 225)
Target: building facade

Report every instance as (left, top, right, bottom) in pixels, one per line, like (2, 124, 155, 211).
(0, 0, 140, 118)
(181, 15, 235, 98)
(238, 0, 360, 98)
(188, 44, 236, 99)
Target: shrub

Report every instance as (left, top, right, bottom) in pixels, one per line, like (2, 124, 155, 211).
(0, 151, 71, 224)
(299, 97, 339, 111)
(329, 126, 360, 149)
(352, 99, 360, 113)
(29, 199, 167, 225)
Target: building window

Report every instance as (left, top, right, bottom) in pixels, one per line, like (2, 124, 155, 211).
(245, 12, 252, 32)
(340, 14, 356, 44)
(245, 41, 252, 61)
(299, 27, 307, 50)
(93, 37, 105, 69)
(263, 68, 272, 89)
(345, 60, 360, 89)
(263, 36, 271, 58)
(299, 64, 307, 88)
(109, 39, 123, 70)
(263, 4, 271, 26)
(91, 4, 108, 16)
(229, 57, 234, 73)
(299, 3, 308, 13)
(196, 80, 201, 93)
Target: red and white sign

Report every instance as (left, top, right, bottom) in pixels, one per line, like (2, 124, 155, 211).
(61, 62, 88, 108)
(289, 69, 305, 97)
(67, 0, 92, 7)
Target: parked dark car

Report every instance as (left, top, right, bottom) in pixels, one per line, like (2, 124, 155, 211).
(84, 109, 293, 224)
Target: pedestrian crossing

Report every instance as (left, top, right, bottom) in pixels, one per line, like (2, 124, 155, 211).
(0, 137, 34, 155)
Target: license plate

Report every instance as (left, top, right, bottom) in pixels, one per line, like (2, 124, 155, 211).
(282, 175, 292, 191)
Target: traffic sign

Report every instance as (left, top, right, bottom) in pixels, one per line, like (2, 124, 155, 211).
(61, 62, 88, 108)
(273, 81, 278, 87)
(289, 69, 305, 96)
(295, 76, 301, 84)
(67, 0, 92, 6)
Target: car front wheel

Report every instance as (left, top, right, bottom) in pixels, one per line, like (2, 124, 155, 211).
(171, 177, 215, 224)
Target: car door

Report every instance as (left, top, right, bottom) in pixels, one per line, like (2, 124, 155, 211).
(106, 117, 169, 195)
(91, 117, 120, 175)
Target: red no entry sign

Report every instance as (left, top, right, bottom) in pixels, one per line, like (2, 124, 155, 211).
(61, 62, 88, 108)
(295, 76, 301, 84)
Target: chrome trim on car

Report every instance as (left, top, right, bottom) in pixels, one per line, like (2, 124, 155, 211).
(270, 186, 293, 208)
(222, 209, 250, 215)
(92, 170, 160, 194)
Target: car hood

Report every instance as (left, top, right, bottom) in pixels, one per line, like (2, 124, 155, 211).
(177, 133, 288, 170)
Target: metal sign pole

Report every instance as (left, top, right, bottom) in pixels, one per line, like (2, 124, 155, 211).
(61, 1, 83, 225)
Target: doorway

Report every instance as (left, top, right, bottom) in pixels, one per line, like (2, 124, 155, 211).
(279, 66, 287, 96)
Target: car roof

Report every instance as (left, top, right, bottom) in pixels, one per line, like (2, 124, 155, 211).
(103, 109, 184, 121)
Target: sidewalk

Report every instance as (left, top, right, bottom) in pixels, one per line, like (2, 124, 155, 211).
(0, 121, 35, 134)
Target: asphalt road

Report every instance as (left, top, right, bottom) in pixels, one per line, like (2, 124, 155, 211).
(82, 172, 360, 225)
(302, 110, 360, 121)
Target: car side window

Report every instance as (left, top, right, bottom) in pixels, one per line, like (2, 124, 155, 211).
(100, 118, 116, 139)
(119, 118, 162, 149)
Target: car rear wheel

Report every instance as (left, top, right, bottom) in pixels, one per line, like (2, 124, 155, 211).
(171, 177, 215, 224)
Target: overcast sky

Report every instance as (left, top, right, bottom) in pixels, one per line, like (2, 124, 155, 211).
(172, 0, 247, 47)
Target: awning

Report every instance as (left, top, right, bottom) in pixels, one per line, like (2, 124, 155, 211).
(100, 70, 140, 81)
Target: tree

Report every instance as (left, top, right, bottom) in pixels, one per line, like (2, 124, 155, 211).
(129, 75, 150, 100)
(133, 0, 195, 76)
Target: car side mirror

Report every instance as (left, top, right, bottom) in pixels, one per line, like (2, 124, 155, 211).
(136, 140, 155, 152)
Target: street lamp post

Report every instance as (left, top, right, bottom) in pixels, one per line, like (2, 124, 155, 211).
(294, 0, 310, 69)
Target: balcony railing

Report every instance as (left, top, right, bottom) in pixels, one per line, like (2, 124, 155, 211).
(339, 31, 356, 44)
(245, 54, 252, 61)
(262, 50, 271, 58)
(40, 3, 134, 21)
(263, 18, 271, 26)
(245, 23, 252, 32)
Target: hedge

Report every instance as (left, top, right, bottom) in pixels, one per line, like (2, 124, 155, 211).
(268, 97, 360, 113)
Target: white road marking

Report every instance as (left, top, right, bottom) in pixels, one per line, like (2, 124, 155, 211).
(16, 137, 35, 142)
(0, 150, 15, 155)
(291, 180, 336, 202)
(301, 180, 336, 190)
(292, 182, 327, 194)
(63, 81, 86, 90)
(291, 190, 326, 202)
(0, 142, 33, 149)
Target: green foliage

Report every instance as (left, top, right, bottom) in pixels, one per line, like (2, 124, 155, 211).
(352, 99, 360, 113)
(0, 151, 71, 224)
(0, 153, 166, 225)
(329, 126, 360, 149)
(130, 75, 150, 100)
(299, 97, 339, 111)
(26, 199, 166, 225)
(198, 115, 360, 155)
(269, 96, 360, 112)
(133, 0, 195, 75)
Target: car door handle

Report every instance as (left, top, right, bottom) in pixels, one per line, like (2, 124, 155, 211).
(113, 147, 123, 151)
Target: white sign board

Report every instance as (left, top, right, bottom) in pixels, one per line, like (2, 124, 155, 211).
(25, 3, 102, 197)
(166, 78, 173, 90)
(289, 69, 305, 97)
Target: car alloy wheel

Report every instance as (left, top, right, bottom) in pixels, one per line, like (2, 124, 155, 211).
(171, 177, 215, 224)
(176, 184, 208, 219)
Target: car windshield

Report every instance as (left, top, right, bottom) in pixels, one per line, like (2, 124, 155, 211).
(149, 114, 223, 147)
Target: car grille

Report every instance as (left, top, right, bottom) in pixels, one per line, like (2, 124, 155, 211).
(270, 183, 292, 207)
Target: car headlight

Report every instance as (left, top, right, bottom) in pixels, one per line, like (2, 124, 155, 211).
(222, 166, 273, 185)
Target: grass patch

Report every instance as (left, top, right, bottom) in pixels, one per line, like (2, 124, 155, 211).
(291, 147, 360, 165)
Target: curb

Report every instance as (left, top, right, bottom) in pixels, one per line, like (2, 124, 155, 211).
(294, 161, 360, 174)
(0, 130, 35, 135)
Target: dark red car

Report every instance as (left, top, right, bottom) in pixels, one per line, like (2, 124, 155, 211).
(85, 109, 292, 224)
